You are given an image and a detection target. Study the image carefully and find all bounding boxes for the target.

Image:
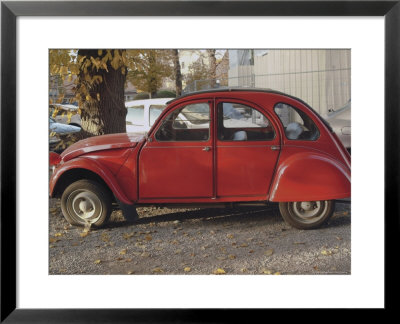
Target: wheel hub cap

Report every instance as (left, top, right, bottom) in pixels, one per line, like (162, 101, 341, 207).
(67, 189, 103, 223)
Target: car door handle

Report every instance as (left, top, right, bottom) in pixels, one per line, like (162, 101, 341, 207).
(202, 147, 211, 152)
(271, 145, 281, 151)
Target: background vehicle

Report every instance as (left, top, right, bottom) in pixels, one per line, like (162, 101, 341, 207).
(125, 98, 170, 133)
(49, 117, 81, 151)
(50, 103, 81, 127)
(49, 89, 351, 230)
(325, 100, 351, 151)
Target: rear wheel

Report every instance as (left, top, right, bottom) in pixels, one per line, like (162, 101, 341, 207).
(279, 200, 335, 229)
(61, 180, 112, 227)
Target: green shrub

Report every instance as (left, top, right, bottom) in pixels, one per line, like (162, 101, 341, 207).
(134, 93, 150, 100)
(155, 90, 176, 98)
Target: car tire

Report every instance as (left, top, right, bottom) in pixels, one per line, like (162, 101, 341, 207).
(279, 200, 335, 229)
(61, 179, 112, 227)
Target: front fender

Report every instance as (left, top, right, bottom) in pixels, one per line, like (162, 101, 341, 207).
(49, 157, 133, 205)
(269, 152, 351, 202)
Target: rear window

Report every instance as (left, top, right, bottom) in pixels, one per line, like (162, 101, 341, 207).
(274, 103, 319, 141)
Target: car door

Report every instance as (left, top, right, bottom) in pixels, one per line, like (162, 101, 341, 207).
(216, 100, 280, 198)
(139, 100, 214, 199)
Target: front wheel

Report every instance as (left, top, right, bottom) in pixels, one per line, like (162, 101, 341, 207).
(279, 200, 335, 229)
(61, 180, 112, 227)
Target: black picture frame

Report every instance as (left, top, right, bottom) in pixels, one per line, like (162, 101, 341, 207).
(1, 0, 398, 321)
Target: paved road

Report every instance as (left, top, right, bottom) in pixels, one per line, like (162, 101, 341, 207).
(49, 200, 351, 275)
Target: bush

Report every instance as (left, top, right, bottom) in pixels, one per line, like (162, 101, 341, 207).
(134, 93, 150, 100)
(155, 90, 176, 98)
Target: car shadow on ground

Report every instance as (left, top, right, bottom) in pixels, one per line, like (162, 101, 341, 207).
(104, 203, 351, 231)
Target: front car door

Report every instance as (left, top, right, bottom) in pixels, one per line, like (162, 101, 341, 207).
(139, 100, 213, 199)
(215, 100, 281, 198)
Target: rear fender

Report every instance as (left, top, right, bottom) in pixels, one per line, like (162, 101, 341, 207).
(49, 157, 133, 205)
(269, 152, 351, 202)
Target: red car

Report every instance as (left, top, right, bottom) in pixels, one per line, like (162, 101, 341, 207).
(49, 89, 351, 229)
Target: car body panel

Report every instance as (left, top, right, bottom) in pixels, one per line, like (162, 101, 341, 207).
(50, 89, 351, 207)
(49, 156, 132, 205)
(269, 148, 351, 202)
(61, 133, 144, 162)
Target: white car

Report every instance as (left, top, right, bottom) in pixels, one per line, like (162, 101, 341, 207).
(50, 103, 81, 127)
(125, 98, 171, 133)
(49, 117, 81, 151)
(325, 100, 351, 150)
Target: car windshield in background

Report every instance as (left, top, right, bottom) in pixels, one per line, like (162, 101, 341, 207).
(126, 105, 145, 126)
(149, 105, 167, 126)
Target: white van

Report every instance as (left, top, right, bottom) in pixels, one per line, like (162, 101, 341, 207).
(125, 98, 171, 133)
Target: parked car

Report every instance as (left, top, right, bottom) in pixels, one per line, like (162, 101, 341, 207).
(49, 117, 81, 151)
(50, 103, 81, 127)
(325, 100, 351, 151)
(125, 98, 170, 133)
(49, 89, 351, 230)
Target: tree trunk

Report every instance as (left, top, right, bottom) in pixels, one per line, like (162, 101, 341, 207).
(207, 49, 217, 89)
(172, 49, 182, 96)
(77, 49, 127, 138)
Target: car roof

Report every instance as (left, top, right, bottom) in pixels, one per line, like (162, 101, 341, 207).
(125, 98, 171, 108)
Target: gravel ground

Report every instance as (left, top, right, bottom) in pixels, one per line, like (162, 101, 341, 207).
(49, 199, 351, 275)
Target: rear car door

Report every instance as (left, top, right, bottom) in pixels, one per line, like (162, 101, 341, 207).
(215, 100, 280, 198)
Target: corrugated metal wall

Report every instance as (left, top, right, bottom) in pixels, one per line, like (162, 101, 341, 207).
(229, 49, 351, 115)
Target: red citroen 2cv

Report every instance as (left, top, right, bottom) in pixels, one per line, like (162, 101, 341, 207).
(49, 89, 351, 229)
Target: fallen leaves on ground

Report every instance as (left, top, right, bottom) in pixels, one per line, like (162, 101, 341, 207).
(264, 249, 274, 256)
(127, 271, 135, 275)
(119, 249, 127, 255)
(49, 237, 60, 243)
(94, 259, 101, 264)
(184, 267, 191, 272)
(152, 267, 163, 273)
(213, 268, 226, 275)
(321, 250, 332, 256)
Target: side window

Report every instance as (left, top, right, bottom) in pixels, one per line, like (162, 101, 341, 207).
(274, 103, 319, 140)
(218, 102, 275, 141)
(126, 105, 145, 126)
(149, 104, 167, 126)
(155, 103, 210, 142)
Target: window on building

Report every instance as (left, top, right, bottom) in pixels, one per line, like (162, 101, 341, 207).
(274, 103, 319, 140)
(155, 103, 210, 142)
(218, 102, 275, 141)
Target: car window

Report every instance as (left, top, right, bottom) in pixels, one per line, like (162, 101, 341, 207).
(126, 105, 145, 126)
(274, 103, 319, 140)
(155, 103, 210, 142)
(149, 104, 167, 126)
(217, 102, 275, 141)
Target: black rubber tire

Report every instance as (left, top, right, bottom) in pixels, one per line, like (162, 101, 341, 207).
(61, 179, 112, 227)
(279, 200, 335, 230)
